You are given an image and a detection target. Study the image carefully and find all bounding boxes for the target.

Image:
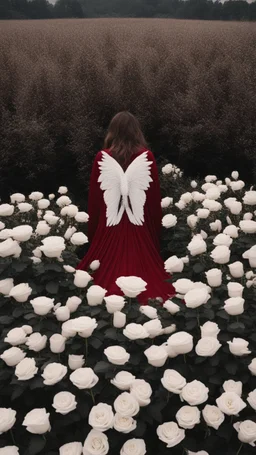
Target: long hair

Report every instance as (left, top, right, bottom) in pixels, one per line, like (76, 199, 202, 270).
(104, 111, 147, 168)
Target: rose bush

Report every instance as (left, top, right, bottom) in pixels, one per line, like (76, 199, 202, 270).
(0, 174, 255, 455)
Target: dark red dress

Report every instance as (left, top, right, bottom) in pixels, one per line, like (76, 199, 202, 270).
(76, 148, 175, 304)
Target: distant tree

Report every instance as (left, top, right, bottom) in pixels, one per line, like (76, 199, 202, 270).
(0, 0, 11, 19)
(53, 0, 84, 18)
(29, 0, 51, 18)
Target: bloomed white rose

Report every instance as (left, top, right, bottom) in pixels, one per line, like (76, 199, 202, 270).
(144, 345, 168, 367)
(163, 300, 180, 315)
(40, 236, 65, 258)
(162, 214, 177, 228)
(187, 214, 198, 229)
(22, 408, 50, 434)
(89, 403, 114, 432)
(0, 347, 26, 366)
(4, 327, 27, 346)
(50, 334, 66, 353)
(113, 414, 137, 434)
(167, 331, 193, 355)
(202, 404, 224, 430)
(224, 297, 245, 316)
(0, 408, 16, 434)
(64, 226, 77, 240)
(70, 368, 99, 389)
(120, 439, 146, 455)
(247, 390, 256, 410)
(195, 337, 221, 357)
(59, 442, 83, 455)
(11, 225, 33, 242)
(123, 323, 148, 341)
(130, 379, 152, 407)
(161, 197, 173, 208)
(68, 355, 85, 370)
(18, 202, 33, 213)
(187, 235, 207, 256)
(227, 282, 244, 298)
(213, 233, 233, 247)
(161, 369, 186, 394)
(43, 214, 59, 225)
(30, 296, 54, 315)
(55, 306, 70, 322)
(192, 191, 205, 202)
(66, 296, 82, 313)
(38, 199, 50, 210)
(62, 320, 77, 338)
(83, 430, 109, 455)
(42, 362, 67, 385)
(71, 232, 88, 245)
(184, 288, 210, 309)
(181, 380, 209, 406)
(228, 338, 251, 356)
(240, 220, 256, 234)
(0, 204, 15, 216)
(205, 269, 222, 287)
(104, 346, 130, 365)
(210, 220, 222, 232)
(223, 380, 242, 397)
(162, 163, 173, 174)
(0, 239, 21, 258)
(8, 283, 32, 303)
(71, 316, 98, 338)
(29, 191, 43, 201)
(176, 405, 200, 429)
(157, 422, 185, 448)
(243, 245, 256, 268)
(87, 286, 106, 306)
(234, 420, 256, 446)
(114, 392, 140, 417)
(53, 391, 77, 415)
(216, 392, 246, 415)
(243, 190, 256, 205)
(210, 245, 230, 264)
(116, 276, 147, 298)
(111, 371, 136, 391)
(56, 195, 72, 207)
(164, 256, 184, 273)
(143, 319, 163, 338)
(139, 305, 158, 319)
(197, 208, 209, 219)
(173, 279, 194, 295)
(10, 192, 25, 203)
(74, 270, 92, 288)
(228, 261, 244, 278)
(0, 447, 20, 455)
(75, 211, 89, 223)
(15, 357, 38, 380)
(35, 221, 51, 236)
(200, 321, 220, 338)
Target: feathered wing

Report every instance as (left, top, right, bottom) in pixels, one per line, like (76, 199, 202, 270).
(98, 151, 125, 226)
(125, 151, 153, 225)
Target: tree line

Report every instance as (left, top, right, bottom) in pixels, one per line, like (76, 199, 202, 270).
(0, 0, 256, 21)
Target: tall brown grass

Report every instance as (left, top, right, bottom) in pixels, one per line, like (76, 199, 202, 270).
(0, 19, 256, 203)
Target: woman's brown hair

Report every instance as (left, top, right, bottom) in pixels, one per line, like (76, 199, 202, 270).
(104, 111, 147, 168)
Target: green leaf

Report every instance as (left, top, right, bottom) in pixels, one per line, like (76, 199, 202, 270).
(225, 362, 238, 375)
(228, 322, 245, 333)
(11, 386, 25, 401)
(28, 435, 46, 455)
(0, 315, 14, 325)
(193, 263, 205, 274)
(90, 337, 103, 349)
(105, 328, 117, 340)
(94, 361, 112, 374)
(46, 281, 59, 294)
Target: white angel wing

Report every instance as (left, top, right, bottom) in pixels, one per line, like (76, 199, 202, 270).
(98, 151, 125, 226)
(125, 151, 153, 225)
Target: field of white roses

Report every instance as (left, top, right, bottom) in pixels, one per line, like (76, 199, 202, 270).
(0, 168, 255, 455)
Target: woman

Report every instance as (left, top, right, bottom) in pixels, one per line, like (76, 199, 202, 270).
(77, 111, 175, 304)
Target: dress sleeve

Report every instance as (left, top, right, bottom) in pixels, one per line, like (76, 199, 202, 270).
(87, 151, 103, 243)
(144, 150, 162, 252)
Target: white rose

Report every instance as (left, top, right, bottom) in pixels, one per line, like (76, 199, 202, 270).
(223, 380, 242, 396)
(240, 220, 256, 234)
(173, 279, 194, 295)
(157, 422, 185, 448)
(59, 442, 82, 455)
(68, 355, 85, 370)
(243, 212, 253, 220)
(89, 403, 114, 432)
(164, 256, 184, 273)
(57, 195, 72, 207)
(71, 232, 88, 246)
(70, 368, 99, 390)
(210, 245, 230, 264)
(37, 198, 50, 210)
(83, 430, 109, 455)
(175, 200, 186, 210)
(191, 180, 197, 188)
(216, 392, 246, 415)
(43, 214, 59, 225)
(205, 269, 222, 288)
(176, 406, 200, 429)
(0, 447, 19, 455)
(163, 324, 177, 335)
(111, 371, 136, 391)
(40, 236, 65, 258)
(113, 312, 126, 328)
(0, 408, 16, 434)
(249, 359, 256, 375)
(144, 345, 168, 367)
(213, 234, 232, 247)
(72, 316, 97, 338)
(228, 262, 244, 278)
(247, 390, 256, 410)
(224, 297, 245, 316)
(228, 338, 251, 356)
(123, 323, 148, 340)
(195, 337, 221, 357)
(29, 191, 43, 201)
(162, 214, 177, 228)
(55, 306, 70, 322)
(62, 320, 77, 338)
(223, 225, 239, 238)
(187, 235, 207, 256)
(0, 229, 12, 240)
(187, 215, 198, 229)
(61, 204, 79, 218)
(200, 322, 220, 342)
(184, 288, 210, 309)
(202, 199, 222, 212)
(74, 270, 92, 288)
(130, 379, 152, 407)
(63, 265, 75, 273)
(18, 202, 33, 213)
(227, 282, 244, 298)
(180, 192, 192, 203)
(87, 285, 106, 306)
(116, 276, 147, 298)
(192, 191, 205, 202)
(161, 369, 186, 394)
(202, 405, 224, 430)
(181, 380, 209, 405)
(143, 319, 163, 338)
(64, 226, 77, 240)
(163, 300, 180, 314)
(161, 197, 173, 208)
(120, 439, 146, 455)
(10, 193, 25, 203)
(243, 245, 256, 267)
(90, 260, 100, 271)
(243, 190, 256, 206)
(113, 414, 137, 434)
(0, 347, 26, 367)
(50, 334, 66, 353)
(114, 392, 140, 417)
(196, 208, 209, 219)
(167, 331, 193, 355)
(209, 219, 221, 232)
(30, 296, 54, 315)
(52, 391, 77, 415)
(139, 305, 158, 319)
(9, 283, 32, 303)
(4, 327, 27, 346)
(22, 408, 50, 434)
(66, 296, 82, 313)
(0, 204, 14, 216)
(205, 175, 217, 183)
(58, 186, 68, 194)
(229, 180, 245, 191)
(42, 363, 67, 385)
(234, 420, 256, 446)
(0, 238, 21, 258)
(35, 220, 51, 236)
(0, 278, 14, 295)
(229, 201, 242, 215)
(11, 225, 33, 242)
(26, 333, 47, 352)
(162, 164, 173, 174)
(205, 186, 221, 200)
(104, 346, 130, 365)
(104, 295, 125, 314)
(75, 211, 89, 223)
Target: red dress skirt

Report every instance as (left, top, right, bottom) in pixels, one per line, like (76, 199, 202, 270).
(76, 148, 175, 304)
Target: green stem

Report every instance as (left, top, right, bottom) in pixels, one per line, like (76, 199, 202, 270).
(10, 429, 16, 445)
(236, 443, 243, 455)
(85, 338, 88, 361)
(183, 354, 186, 364)
(197, 310, 200, 328)
(90, 389, 96, 405)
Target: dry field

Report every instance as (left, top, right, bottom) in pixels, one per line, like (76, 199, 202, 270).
(0, 19, 256, 198)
